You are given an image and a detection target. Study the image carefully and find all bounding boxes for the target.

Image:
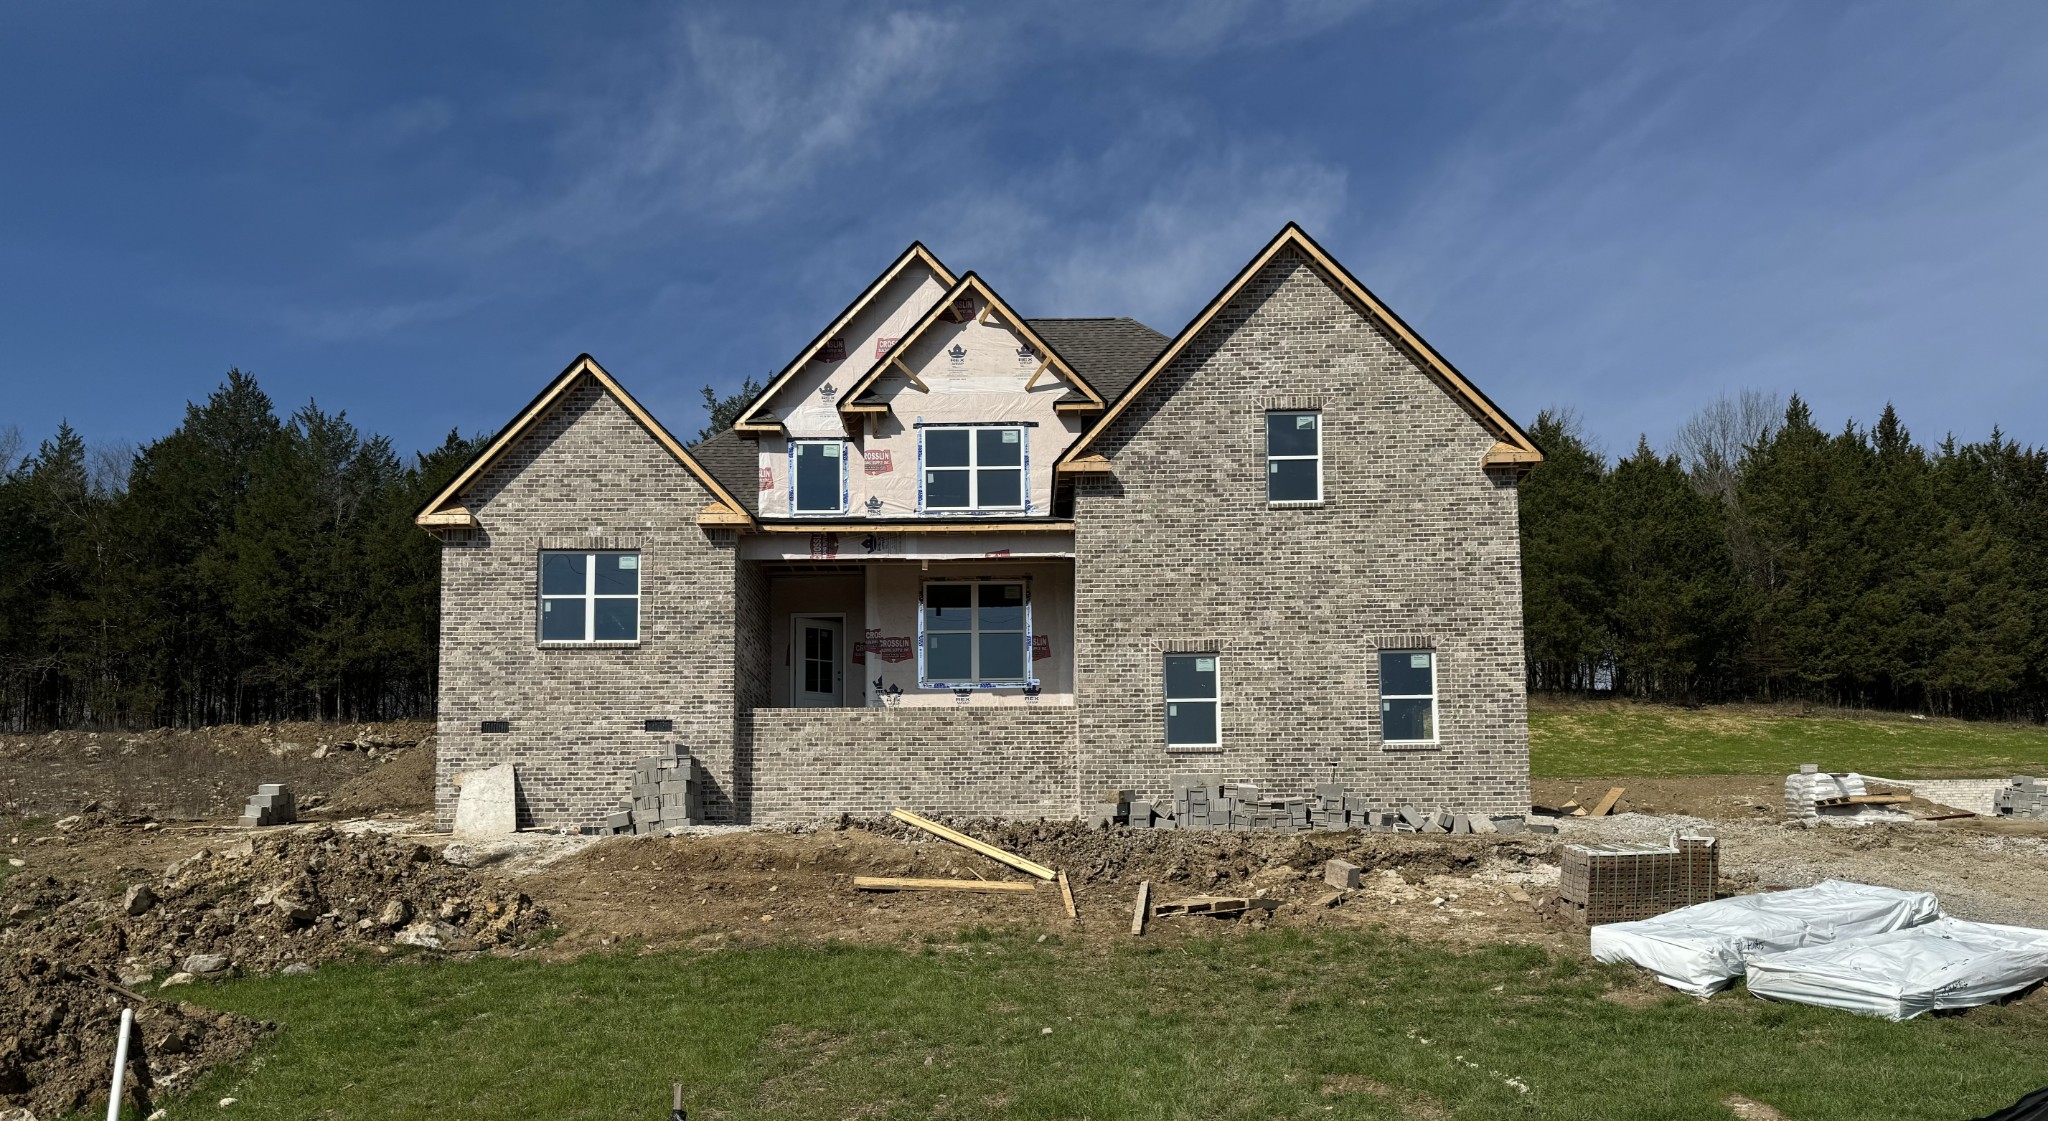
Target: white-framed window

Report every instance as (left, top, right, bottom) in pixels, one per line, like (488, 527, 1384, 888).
(1266, 410, 1322, 504)
(1380, 649, 1436, 743)
(790, 439, 848, 515)
(1164, 654, 1220, 748)
(919, 581, 1030, 687)
(922, 425, 1025, 511)
(539, 551, 640, 643)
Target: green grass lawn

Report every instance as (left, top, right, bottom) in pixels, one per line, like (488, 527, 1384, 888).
(163, 930, 2043, 1121)
(1531, 699, 2048, 778)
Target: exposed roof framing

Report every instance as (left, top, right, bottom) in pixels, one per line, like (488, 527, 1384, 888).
(414, 354, 754, 530)
(730, 242, 957, 435)
(837, 273, 1107, 418)
(1059, 223, 1542, 469)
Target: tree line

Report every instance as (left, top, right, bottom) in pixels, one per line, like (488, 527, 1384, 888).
(1521, 393, 2047, 720)
(0, 371, 480, 729)
(5, 372, 2044, 729)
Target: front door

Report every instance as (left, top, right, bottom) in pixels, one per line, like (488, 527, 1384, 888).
(793, 617, 844, 707)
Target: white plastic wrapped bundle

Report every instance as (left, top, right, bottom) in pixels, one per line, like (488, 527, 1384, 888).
(1746, 917, 2048, 1020)
(1589, 880, 1940, 997)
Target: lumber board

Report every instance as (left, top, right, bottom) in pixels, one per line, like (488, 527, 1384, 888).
(1588, 787, 1626, 817)
(1151, 894, 1277, 917)
(890, 809, 1057, 880)
(1024, 353, 1053, 389)
(1057, 870, 1077, 920)
(1846, 794, 1913, 805)
(851, 876, 1036, 894)
(1131, 881, 1150, 936)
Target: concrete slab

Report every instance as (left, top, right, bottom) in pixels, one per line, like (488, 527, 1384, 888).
(454, 763, 519, 836)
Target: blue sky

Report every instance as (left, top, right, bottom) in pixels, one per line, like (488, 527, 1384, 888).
(4, 0, 2045, 463)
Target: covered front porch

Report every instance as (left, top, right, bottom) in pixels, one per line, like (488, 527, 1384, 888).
(742, 530, 1075, 709)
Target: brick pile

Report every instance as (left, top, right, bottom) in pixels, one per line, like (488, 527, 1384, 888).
(237, 783, 296, 828)
(1559, 836, 1719, 925)
(599, 746, 703, 835)
(1087, 775, 1553, 834)
(1994, 777, 2048, 820)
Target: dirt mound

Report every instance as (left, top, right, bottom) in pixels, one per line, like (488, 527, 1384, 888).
(2, 950, 270, 1119)
(0, 827, 551, 980)
(324, 740, 435, 817)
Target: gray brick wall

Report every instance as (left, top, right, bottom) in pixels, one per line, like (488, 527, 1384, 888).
(1071, 248, 1531, 815)
(744, 707, 1079, 824)
(435, 378, 743, 828)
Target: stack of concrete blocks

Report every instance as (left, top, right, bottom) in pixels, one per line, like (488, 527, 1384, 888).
(1783, 763, 1875, 823)
(1995, 777, 2048, 820)
(604, 746, 701, 835)
(1311, 785, 1348, 830)
(1559, 837, 1719, 925)
(1090, 789, 1135, 829)
(1170, 775, 1219, 830)
(239, 783, 296, 828)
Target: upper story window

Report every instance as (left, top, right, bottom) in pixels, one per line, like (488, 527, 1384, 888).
(791, 439, 847, 515)
(923, 426, 1025, 512)
(539, 551, 639, 644)
(1266, 410, 1322, 504)
(1380, 650, 1436, 743)
(921, 581, 1029, 686)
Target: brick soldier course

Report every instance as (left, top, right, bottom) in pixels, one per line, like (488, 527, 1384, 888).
(418, 224, 1544, 830)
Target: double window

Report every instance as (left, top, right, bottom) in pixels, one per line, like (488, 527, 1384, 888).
(921, 582, 1028, 686)
(1163, 654, 1220, 748)
(1380, 650, 1437, 743)
(923, 426, 1025, 511)
(1266, 410, 1321, 503)
(791, 439, 847, 515)
(539, 551, 639, 643)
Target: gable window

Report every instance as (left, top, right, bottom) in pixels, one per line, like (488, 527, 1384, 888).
(1164, 654, 1220, 748)
(539, 551, 640, 643)
(1380, 650, 1436, 743)
(923, 426, 1025, 511)
(1266, 410, 1322, 504)
(791, 439, 847, 515)
(920, 581, 1029, 686)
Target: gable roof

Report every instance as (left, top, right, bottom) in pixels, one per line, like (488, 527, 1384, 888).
(730, 242, 956, 434)
(687, 427, 760, 516)
(1058, 223, 1543, 470)
(414, 354, 754, 529)
(1026, 317, 1169, 406)
(837, 272, 1109, 415)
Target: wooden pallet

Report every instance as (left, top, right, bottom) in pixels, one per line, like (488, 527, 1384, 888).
(1151, 894, 1278, 918)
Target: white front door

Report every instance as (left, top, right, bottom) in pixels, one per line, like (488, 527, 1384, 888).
(793, 617, 844, 707)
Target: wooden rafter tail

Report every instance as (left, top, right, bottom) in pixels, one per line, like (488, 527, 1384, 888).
(1056, 455, 1113, 475)
(415, 506, 479, 529)
(1482, 441, 1543, 469)
(890, 809, 1057, 880)
(696, 502, 752, 528)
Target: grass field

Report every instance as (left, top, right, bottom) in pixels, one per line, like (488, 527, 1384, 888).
(170, 930, 2044, 1121)
(1531, 698, 2048, 778)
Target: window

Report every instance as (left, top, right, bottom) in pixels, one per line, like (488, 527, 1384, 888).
(921, 582, 1028, 686)
(1164, 654, 1220, 748)
(1266, 410, 1321, 503)
(791, 439, 847, 514)
(538, 551, 639, 643)
(1380, 650, 1436, 743)
(923, 426, 1025, 511)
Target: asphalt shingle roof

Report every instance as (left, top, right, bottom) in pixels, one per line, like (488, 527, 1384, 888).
(687, 427, 760, 515)
(1025, 317, 1169, 405)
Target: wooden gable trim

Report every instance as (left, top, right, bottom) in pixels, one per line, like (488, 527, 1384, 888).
(835, 272, 1108, 417)
(414, 354, 755, 529)
(1056, 455, 1113, 475)
(1059, 223, 1543, 469)
(730, 243, 957, 434)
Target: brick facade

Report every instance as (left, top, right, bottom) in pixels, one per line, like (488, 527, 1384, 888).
(1071, 249, 1530, 816)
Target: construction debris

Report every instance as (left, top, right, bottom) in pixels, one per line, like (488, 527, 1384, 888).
(1559, 837, 1719, 925)
(1996, 777, 2048, 820)
(1153, 774, 1529, 835)
(453, 762, 518, 836)
(1131, 881, 1151, 935)
(851, 876, 1036, 894)
(237, 782, 296, 828)
(1782, 765, 1909, 824)
(1587, 787, 1626, 817)
(890, 809, 1057, 880)
(599, 746, 703, 835)
(1324, 858, 1363, 890)
(1150, 894, 1279, 919)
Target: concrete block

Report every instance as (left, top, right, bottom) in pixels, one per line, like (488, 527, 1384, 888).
(1324, 859, 1363, 889)
(1490, 816, 1524, 834)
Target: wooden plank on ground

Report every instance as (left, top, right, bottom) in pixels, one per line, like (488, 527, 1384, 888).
(1846, 794, 1913, 805)
(1589, 787, 1626, 817)
(890, 809, 1058, 881)
(1057, 870, 1078, 920)
(852, 876, 1036, 894)
(1131, 881, 1150, 936)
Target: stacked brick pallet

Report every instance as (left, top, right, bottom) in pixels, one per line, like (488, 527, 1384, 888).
(238, 783, 296, 828)
(1089, 776, 1554, 835)
(1559, 837, 1719, 925)
(600, 747, 703, 835)
(1994, 777, 2048, 820)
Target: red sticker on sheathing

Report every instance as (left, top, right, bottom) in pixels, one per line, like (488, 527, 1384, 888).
(863, 449, 892, 475)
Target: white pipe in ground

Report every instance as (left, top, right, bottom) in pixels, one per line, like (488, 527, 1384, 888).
(106, 1005, 133, 1121)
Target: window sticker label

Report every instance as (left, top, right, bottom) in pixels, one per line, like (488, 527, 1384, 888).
(1168, 704, 1179, 716)
(1196, 657, 1216, 672)
(821, 443, 840, 458)
(1298, 415, 1317, 429)
(1410, 653, 1431, 669)
(1001, 430, 1019, 443)
(618, 556, 637, 570)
